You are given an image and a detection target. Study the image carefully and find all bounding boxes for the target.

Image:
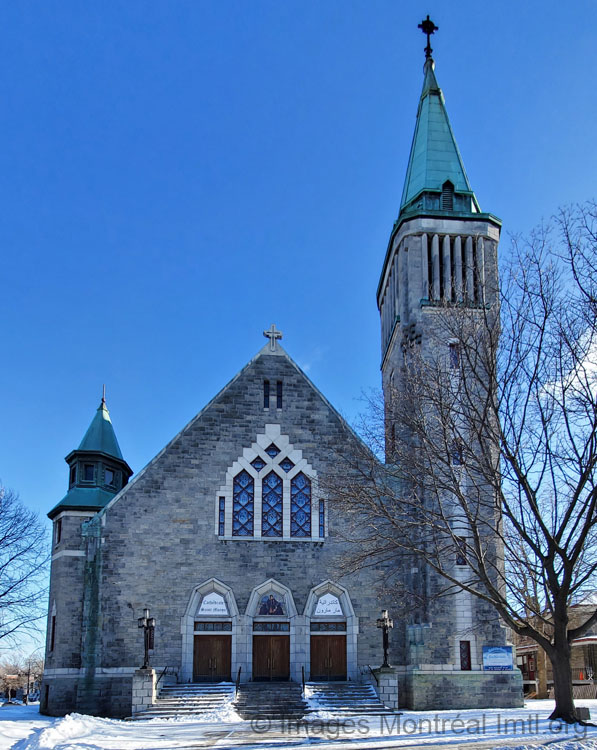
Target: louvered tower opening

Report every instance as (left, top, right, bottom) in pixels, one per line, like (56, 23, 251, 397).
(441, 181, 454, 211)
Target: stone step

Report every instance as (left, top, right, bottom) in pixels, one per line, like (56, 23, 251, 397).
(234, 681, 307, 720)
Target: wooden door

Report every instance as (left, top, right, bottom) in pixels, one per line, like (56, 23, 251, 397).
(252, 636, 290, 681)
(193, 635, 231, 681)
(310, 635, 347, 681)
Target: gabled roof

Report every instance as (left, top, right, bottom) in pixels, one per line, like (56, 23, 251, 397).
(78, 399, 124, 460)
(400, 57, 478, 213)
(97, 341, 374, 518)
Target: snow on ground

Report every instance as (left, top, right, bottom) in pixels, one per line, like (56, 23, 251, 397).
(0, 704, 54, 750)
(2, 699, 597, 750)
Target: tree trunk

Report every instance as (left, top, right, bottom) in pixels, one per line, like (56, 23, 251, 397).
(548, 642, 578, 723)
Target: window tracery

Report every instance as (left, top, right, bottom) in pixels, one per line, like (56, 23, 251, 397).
(217, 426, 322, 541)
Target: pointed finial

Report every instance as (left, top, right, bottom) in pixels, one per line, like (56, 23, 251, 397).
(418, 15, 438, 59)
(102, 384, 106, 406)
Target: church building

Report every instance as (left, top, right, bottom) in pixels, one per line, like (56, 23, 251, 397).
(41, 27, 523, 717)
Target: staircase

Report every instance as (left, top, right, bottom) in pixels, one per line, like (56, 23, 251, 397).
(304, 682, 395, 715)
(133, 682, 236, 720)
(234, 682, 308, 720)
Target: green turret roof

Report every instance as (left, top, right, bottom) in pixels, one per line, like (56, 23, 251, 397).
(78, 398, 124, 460)
(400, 57, 479, 214)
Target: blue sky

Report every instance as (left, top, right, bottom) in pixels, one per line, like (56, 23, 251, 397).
(2, 0, 597, 533)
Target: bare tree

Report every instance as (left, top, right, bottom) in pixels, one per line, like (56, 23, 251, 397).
(0, 485, 49, 647)
(332, 203, 597, 723)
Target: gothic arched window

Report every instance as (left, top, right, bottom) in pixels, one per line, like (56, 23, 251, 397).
(291, 473, 311, 537)
(262, 471, 283, 537)
(233, 470, 254, 536)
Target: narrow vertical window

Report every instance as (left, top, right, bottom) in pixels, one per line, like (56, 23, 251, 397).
(54, 519, 62, 546)
(441, 180, 454, 211)
(262, 472, 283, 537)
(449, 342, 460, 369)
(455, 537, 468, 566)
(263, 380, 270, 409)
(218, 496, 226, 536)
(276, 380, 283, 409)
(459, 640, 472, 670)
(291, 473, 311, 537)
(70, 465, 76, 485)
(232, 471, 254, 536)
(50, 615, 56, 651)
(319, 499, 325, 538)
(451, 440, 463, 466)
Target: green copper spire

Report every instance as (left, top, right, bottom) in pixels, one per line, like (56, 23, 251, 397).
(78, 395, 124, 460)
(48, 390, 132, 519)
(399, 56, 480, 217)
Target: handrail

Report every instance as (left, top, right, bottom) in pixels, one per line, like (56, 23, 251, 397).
(367, 665, 379, 685)
(156, 665, 172, 687)
(235, 666, 242, 696)
(301, 665, 305, 695)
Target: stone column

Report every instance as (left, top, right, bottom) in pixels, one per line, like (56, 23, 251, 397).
(465, 236, 474, 301)
(131, 668, 156, 717)
(442, 235, 451, 302)
(478, 237, 486, 304)
(372, 666, 399, 710)
(421, 234, 429, 301)
(431, 235, 440, 301)
(453, 236, 463, 302)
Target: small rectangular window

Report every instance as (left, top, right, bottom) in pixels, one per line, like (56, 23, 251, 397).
(218, 496, 225, 536)
(449, 342, 460, 369)
(460, 640, 472, 670)
(83, 464, 95, 482)
(50, 615, 56, 651)
(70, 465, 76, 485)
(263, 380, 270, 409)
(451, 440, 463, 466)
(276, 380, 283, 409)
(54, 519, 62, 546)
(456, 536, 468, 566)
(104, 468, 115, 486)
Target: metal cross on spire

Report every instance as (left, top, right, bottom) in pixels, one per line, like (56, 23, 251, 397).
(263, 324, 283, 352)
(418, 15, 438, 59)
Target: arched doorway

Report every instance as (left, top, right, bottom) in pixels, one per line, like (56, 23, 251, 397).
(246, 579, 297, 681)
(304, 581, 358, 681)
(181, 579, 239, 683)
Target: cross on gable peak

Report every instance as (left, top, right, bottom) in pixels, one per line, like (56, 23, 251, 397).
(263, 324, 283, 352)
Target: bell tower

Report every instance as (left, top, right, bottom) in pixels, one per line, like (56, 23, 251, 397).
(378, 17, 501, 430)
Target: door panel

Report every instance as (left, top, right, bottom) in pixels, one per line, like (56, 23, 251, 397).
(310, 635, 347, 681)
(193, 635, 231, 681)
(252, 635, 290, 681)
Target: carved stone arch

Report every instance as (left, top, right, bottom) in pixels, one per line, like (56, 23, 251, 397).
(304, 580, 355, 619)
(183, 578, 239, 620)
(180, 579, 239, 682)
(246, 578, 297, 618)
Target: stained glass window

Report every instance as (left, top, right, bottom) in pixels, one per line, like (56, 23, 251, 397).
(262, 471, 283, 537)
(263, 380, 270, 408)
(319, 499, 325, 537)
(233, 470, 254, 536)
(265, 443, 280, 458)
(251, 457, 266, 471)
(218, 496, 225, 536)
(280, 457, 294, 473)
(291, 472, 311, 537)
(276, 380, 283, 408)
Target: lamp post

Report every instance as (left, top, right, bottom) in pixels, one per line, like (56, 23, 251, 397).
(137, 608, 156, 670)
(376, 609, 394, 668)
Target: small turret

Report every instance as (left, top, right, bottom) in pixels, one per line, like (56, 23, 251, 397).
(48, 391, 132, 519)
